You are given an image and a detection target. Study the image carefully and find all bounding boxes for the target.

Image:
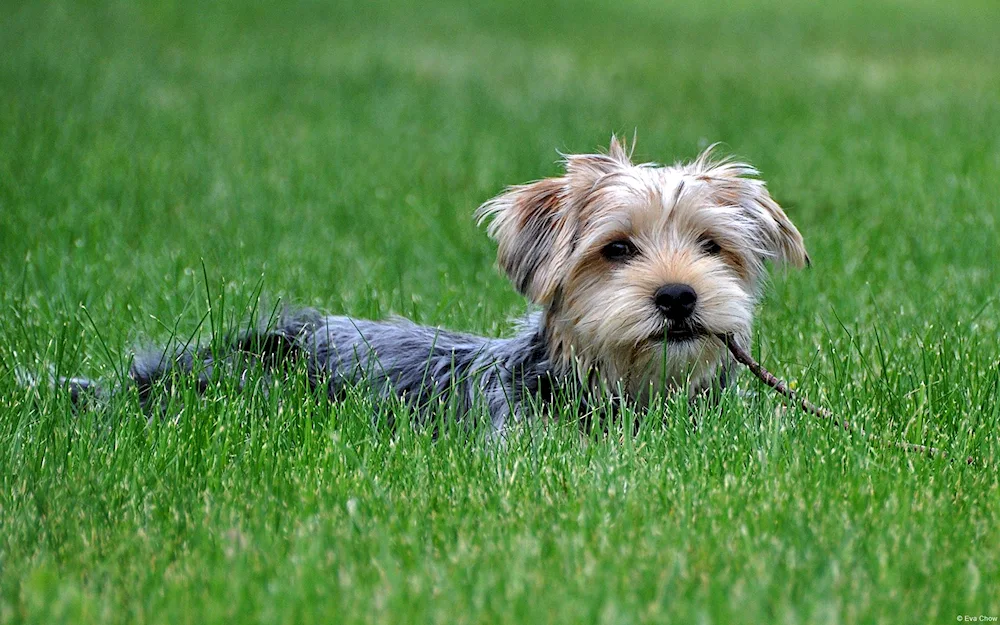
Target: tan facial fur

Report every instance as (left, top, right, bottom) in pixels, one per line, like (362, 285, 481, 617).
(477, 137, 808, 402)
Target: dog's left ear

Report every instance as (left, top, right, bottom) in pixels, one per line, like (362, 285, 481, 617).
(694, 152, 810, 268)
(752, 186, 810, 268)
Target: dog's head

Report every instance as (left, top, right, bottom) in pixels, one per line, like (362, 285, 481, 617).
(476, 136, 808, 398)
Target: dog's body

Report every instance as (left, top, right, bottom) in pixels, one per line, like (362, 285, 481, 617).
(123, 309, 554, 430)
(61, 137, 808, 431)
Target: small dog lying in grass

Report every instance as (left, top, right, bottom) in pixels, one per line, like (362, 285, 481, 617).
(59, 137, 809, 431)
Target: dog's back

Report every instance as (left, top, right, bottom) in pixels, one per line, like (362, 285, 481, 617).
(53, 309, 555, 432)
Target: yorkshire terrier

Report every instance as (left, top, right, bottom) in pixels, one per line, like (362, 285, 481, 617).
(55, 136, 809, 431)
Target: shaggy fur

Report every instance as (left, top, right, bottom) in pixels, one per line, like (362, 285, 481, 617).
(59, 136, 809, 431)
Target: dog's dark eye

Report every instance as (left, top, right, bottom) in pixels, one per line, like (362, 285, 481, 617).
(602, 239, 638, 262)
(700, 238, 723, 255)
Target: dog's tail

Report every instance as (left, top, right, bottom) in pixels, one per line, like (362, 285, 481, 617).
(132, 307, 322, 407)
(24, 308, 322, 411)
(15, 367, 109, 406)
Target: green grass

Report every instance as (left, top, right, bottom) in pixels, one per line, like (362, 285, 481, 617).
(2, 0, 1000, 622)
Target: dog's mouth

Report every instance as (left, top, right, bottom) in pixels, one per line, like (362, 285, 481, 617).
(648, 323, 707, 344)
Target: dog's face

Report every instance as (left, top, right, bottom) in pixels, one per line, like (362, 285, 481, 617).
(477, 137, 808, 399)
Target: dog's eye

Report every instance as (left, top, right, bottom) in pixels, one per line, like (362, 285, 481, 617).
(700, 238, 723, 255)
(601, 240, 638, 262)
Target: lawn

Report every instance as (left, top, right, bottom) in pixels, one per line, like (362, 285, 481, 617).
(2, 0, 999, 622)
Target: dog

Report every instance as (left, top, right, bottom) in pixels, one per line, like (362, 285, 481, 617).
(55, 136, 809, 432)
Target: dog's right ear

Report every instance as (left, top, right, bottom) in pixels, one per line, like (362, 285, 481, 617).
(476, 176, 576, 306)
(477, 142, 631, 304)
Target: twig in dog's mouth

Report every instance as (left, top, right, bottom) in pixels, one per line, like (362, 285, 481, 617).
(718, 334, 976, 465)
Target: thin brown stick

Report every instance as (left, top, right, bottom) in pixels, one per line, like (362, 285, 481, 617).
(719, 335, 975, 465)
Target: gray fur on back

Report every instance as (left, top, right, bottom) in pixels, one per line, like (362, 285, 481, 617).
(127, 308, 559, 431)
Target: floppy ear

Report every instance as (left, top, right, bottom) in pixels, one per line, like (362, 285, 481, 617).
(475, 176, 576, 305)
(476, 139, 633, 304)
(751, 185, 810, 268)
(693, 150, 810, 268)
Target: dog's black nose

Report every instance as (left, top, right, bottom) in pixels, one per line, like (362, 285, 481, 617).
(654, 283, 697, 320)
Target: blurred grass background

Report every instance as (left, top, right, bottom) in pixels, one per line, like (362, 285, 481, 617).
(2, 0, 999, 623)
